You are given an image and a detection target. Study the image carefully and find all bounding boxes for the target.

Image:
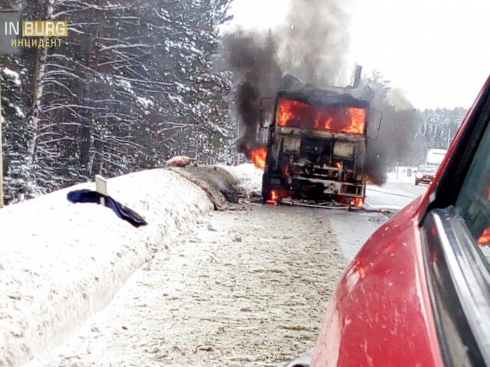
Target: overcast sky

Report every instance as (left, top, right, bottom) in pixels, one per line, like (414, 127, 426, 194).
(223, 0, 490, 110)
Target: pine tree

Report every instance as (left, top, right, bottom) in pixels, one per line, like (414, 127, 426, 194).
(2, 0, 234, 202)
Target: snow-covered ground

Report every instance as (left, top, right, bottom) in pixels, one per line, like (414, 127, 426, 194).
(218, 164, 427, 262)
(0, 164, 428, 367)
(0, 169, 213, 367)
(25, 204, 347, 367)
(218, 164, 263, 196)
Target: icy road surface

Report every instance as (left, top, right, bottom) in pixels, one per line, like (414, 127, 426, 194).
(330, 180, 427, 260)
(26, 175, 427, 367)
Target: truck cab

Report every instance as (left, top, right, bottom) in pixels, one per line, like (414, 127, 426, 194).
(261, 76, 376, 206)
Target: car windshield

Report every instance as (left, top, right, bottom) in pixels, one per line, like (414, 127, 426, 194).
(456, 114, 490, 263)
(418, 166, 437, 173)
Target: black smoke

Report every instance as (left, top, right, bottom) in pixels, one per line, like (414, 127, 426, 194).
(364, 84, 423, 185)
(221, 31, 282, 154)
(221, 1, 421, 185)
(221, 0, 352, 153)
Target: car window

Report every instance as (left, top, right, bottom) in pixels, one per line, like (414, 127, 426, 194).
(455, 118, 490, 263)
(418, 166, 437, 173)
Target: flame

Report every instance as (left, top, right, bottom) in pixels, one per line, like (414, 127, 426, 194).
(478, 228, 490, 245)
(278, 99, 309, 127)
(265, 188, 293, 203)
(277, 98, 366, 134)
(353, 197, 364, 207)
(346, 108, 366, 134)
(431, 251, 438, 263)
(249, 145, 267, 169)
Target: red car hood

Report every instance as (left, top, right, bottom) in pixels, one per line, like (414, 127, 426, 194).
(311, 195, 444, 367)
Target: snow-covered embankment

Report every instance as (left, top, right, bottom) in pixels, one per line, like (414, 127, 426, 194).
(0, 169, 213, 367)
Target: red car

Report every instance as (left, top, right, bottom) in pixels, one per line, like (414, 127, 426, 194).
(414, 164, 438, 185)
(285, 75, 490, 367)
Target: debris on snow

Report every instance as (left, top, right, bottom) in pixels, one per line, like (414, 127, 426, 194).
(165, 155, 194, 167)
(219, 164, 263, 198)
(167, 166, 239, 210)
(24, 204, 348, 367)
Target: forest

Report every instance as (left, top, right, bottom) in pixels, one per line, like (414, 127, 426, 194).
(0, 0, 467, 204)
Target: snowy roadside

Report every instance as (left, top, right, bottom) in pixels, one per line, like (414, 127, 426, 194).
(0, 169, 213, 367)
(18, 163, 390, 367)
(218, 164, 264, 197)
(25, 204, 347, 367)
(0, 162, 413, 367)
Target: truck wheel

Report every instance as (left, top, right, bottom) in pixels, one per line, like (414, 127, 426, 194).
(262, 188, 271, 203)
(262, 173, 272, 203)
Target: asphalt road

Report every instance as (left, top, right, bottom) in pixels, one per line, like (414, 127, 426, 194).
(327, 179, 428, 261)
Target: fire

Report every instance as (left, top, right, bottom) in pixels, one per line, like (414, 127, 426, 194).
(333, 195, 364, 207)
(478, 228, 490, 245)
(265, 188, 293, 204)
(278, 99, 306, 126)
(345, 108, 366, 134)
(249, 145, 267, 169)
(277, 98, 366, 134)
(353, 197, 364, 207)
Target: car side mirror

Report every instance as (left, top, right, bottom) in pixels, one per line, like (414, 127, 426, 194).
(260, 98, 275, 128)
(284, 356, 311, 367)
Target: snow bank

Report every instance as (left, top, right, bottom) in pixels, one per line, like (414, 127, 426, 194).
(387, 166, 418, 183)
(218, 163, 263, 196)
(0, 169, 213, 367)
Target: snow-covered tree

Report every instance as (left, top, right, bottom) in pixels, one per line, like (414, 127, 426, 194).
(2, 0, 233, 202)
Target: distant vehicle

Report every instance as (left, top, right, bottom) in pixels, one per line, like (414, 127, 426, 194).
(415, 164, 437, 185)
(426, 148, 447, 166)
(284, 75, 490, 367)
(260, 69, 381, 207)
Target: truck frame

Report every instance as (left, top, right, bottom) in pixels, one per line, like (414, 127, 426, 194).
(260, 75, 377, 206)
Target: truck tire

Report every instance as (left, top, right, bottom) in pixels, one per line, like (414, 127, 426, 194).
(262, 173, 271, 203)
(262, 187, 271, 203)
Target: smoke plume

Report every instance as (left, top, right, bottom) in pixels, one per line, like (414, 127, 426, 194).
(276, 0, 351, 87)
(363, 86, 422, 185)
(221, 1, 420, 185)
(221, 31, 282, 155)
(221, 0, 352, 153)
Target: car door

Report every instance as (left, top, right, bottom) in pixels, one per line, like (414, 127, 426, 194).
(420, 75, 490, 366)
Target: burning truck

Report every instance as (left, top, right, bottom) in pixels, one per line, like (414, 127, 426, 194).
(257, 71, 379, 206)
